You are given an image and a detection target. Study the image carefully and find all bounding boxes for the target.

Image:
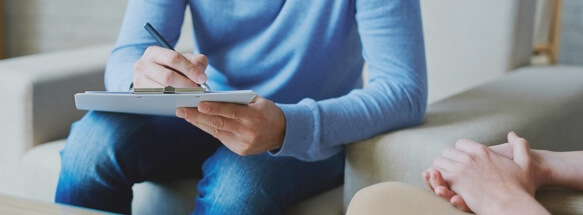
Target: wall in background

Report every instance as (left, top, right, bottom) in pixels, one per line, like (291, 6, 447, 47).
(559, 0, 583, 66)
(4, 0, 194, 58)
(3, 0, 583, 65)
(5, 0, 127, 57)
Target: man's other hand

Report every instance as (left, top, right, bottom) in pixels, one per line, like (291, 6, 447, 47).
(176, 97, 286, 156)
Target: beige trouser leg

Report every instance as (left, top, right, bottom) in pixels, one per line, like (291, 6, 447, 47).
(346, 182, 472, 215)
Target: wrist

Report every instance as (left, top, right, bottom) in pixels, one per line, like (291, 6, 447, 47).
(487, 190, 548, 215)
(536, 150, 583, 190)
(487, 190, 527, 214)
(532, 149, 554, 189)
(532, 149, 571, 189)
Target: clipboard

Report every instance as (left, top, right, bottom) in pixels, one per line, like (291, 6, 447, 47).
(75, 89, 257, 116)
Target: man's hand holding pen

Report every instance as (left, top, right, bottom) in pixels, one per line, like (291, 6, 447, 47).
(133, 46, 208, 88)
(136, 23, 210, 90)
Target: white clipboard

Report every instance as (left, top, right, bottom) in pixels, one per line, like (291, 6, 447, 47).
(75, 90, 257, 116)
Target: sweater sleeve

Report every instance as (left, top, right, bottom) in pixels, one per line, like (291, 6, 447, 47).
(104, 0, 188, 91)
(272, 0, 427, 161)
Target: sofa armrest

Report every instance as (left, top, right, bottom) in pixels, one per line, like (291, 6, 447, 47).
(344, 66, 583, 211)
(0, 44, 111, 172)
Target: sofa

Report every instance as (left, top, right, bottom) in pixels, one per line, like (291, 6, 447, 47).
(1, 0, 582, 214)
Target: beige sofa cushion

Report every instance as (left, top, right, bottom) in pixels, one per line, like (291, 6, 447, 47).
(21, 140, 65, 201)
(347, 182, 583, 215)
(346, 182, 469, 215)
(536, 188, 583, 214)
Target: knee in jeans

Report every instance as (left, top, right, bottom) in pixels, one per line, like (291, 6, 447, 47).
(61, 111, 145, 170)
(197, 149, 280, 214)
(198, 176, 278, 214)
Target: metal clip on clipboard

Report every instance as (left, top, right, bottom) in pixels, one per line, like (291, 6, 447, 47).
(133, 86, 206, 94)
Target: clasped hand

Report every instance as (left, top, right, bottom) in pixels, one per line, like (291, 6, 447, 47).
(423, 132, 543, 214)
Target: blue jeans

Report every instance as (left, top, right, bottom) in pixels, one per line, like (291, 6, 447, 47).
(55, 111, 344, 214)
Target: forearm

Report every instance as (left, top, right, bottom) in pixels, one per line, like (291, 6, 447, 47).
(105, 49, 143, 91)
(275, 81, 426, 161)
(487, 192, 549, 215)
(539, 150, 583, 190)
(271, 0, 427, 161)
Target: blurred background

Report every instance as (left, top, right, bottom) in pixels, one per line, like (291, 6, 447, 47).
(2, 0, 126, 57)
(0, 1, 581, 214)
(0, 0, 581, 65)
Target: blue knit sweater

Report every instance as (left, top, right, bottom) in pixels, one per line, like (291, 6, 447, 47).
(105, 0, 427, 161)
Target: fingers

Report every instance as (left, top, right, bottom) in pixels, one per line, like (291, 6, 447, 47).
(441, 148, 471, 163)
(450, 195, 471, 212)
(143, 66, 199, 88)
(177, 108, 260, 156)
(423, 170, 433, 191)
(428, 150, 471, 213)
(133, 76, 165, 88)
(432, 156, 459, 173)
(489, 143, 513, 159)
(423, 168, 443, 191)
(189, 117, 234, 140)
(147, 47, 206, 82)
(434, 186, 456, 202)
(423, 169, 462, 209)
(178, 109, 260, 156)
(428, 169, 448, 190)
(177, 108, 244, 134)
(136, 46, 208, 87)
(183, 53, 209, 84)
(249, 94, 259, 103)
(455, 139, 488, 155)
(508, 131, 532, 170)
(184, 117, 244, 152)
(134, 56, 195, 88)
(197, 102, 253, 120)
(508, 131, 528, 146)
(176, 108, 242, 151)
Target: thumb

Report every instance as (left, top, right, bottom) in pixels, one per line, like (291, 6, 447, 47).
(508, 131, 531, 170)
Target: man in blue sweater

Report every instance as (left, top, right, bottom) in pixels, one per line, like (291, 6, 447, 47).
(56, 1, 427, 214)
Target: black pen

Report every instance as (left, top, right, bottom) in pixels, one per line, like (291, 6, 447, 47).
(144, 22, 211, 91)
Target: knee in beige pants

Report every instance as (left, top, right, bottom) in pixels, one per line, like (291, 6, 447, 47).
(346, 182, 470, 215)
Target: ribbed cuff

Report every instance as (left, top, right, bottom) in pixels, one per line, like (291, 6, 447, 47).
(270, 100, 318, 161)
